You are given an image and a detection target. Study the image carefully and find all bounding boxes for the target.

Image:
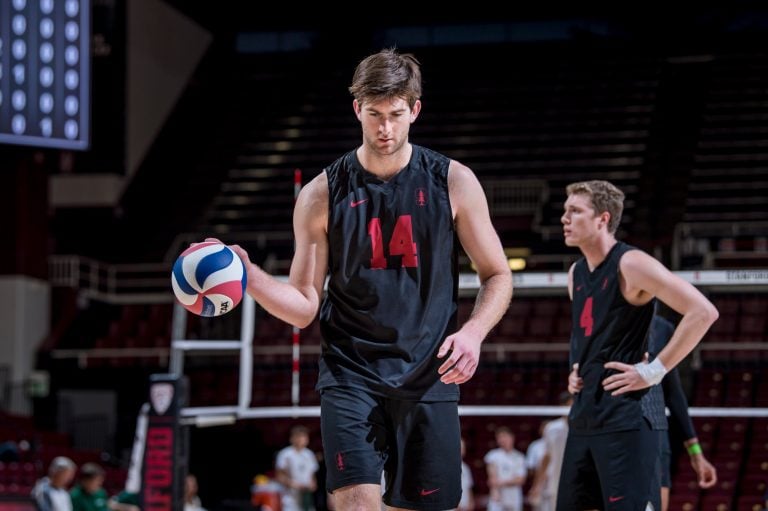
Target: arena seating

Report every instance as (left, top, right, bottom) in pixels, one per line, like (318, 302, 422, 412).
(28, 38, 768, 509)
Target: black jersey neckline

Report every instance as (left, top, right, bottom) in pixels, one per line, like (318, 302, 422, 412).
(585, 240, 621, 276)
(350, 145, 414, 186)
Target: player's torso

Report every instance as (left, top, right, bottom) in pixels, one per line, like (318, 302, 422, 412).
(318, 145, 459, 400)
(569, 242, 655, 432)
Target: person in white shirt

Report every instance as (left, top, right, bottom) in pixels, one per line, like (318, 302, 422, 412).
(528, 392, 572, 511)
(484, 427, 526, 511)
(275, 425, 319, 511)
(31, 456, 77, 511)
(458, 438, 475, 511)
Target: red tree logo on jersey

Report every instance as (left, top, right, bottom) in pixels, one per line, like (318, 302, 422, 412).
(416, 188, 427, 206)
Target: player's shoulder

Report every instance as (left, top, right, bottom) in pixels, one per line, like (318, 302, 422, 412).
(447, 160, 481, 202)
(617, 245, 660, 276)
(310, 170, 328, 188)
(298, 173, 329, 206)
(447, 159, 475, 181)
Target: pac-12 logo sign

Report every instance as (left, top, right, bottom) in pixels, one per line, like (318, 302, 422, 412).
(415, 188, 427, 207)
(150, 383, 174, 415)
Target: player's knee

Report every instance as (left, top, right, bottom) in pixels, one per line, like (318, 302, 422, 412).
(332, 483, 382, 511)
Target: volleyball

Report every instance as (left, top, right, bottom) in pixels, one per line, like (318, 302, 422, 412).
(171, 242, 247, 317)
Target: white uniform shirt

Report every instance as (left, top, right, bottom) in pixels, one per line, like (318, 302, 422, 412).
(484, 448, 526, 511)
(275, 446, 319, 511)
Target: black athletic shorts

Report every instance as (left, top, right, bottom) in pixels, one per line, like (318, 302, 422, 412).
(320, 386, 461, 511)
(555, 420, 661, 511)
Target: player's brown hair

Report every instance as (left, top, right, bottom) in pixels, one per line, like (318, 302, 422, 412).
(349, 48, 422, 108)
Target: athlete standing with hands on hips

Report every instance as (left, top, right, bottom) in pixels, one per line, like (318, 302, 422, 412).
(557, 180, 718, 511)
(218, 49, 513, 510)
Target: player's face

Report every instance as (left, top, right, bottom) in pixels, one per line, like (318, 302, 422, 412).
(354, 96, 421, 157)
(561, 193, 602, 247)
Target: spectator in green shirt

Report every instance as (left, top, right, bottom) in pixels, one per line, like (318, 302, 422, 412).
(70, 463, 110, 511)
(70, 463, 140, 511)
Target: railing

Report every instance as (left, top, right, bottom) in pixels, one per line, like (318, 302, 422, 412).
(0, 382, 33, 416)
(46, 178, 577, 302)
(483, 179, 549, 216)
(49, 242, 293, 304)
(672, 221, 768, 270)
(49, 256, 172, 304)
(51, 249, 768, 306)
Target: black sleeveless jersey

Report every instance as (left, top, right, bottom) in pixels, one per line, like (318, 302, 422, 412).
(569, 242, 655, 433)
(316, 145, 460, 401)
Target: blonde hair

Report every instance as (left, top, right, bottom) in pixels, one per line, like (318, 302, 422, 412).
(565, 180, 625, 234)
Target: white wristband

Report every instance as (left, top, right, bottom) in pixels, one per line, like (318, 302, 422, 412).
(634, 358, 668, 386)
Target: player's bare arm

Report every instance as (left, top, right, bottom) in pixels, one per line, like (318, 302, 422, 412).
(230, 173, 329, 329)
(684, 436, 717, 488)
(437, 161, 513, 384)
(602, 250, 719, 395)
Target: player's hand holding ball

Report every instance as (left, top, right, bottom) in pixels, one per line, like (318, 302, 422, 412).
(171, 240, 247, 317)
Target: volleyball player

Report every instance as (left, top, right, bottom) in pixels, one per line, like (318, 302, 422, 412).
(557, 180, 718, 510)
(227, 48, 513, 510)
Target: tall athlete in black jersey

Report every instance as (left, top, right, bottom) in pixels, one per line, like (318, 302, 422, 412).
(226, 49, 513, 510)
(557, 180, 718, 511)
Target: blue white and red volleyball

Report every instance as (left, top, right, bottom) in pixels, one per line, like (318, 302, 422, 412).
(171, 242, 247, 317)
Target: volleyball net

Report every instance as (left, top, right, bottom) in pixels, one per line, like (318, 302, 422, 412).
(138, 269, 768, 510)
(170, 269, 768, 420)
